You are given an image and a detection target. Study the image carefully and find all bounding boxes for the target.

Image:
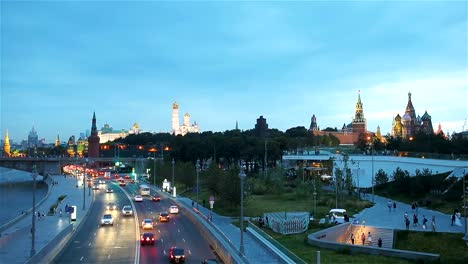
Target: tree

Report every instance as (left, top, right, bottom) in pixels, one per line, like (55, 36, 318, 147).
(375, 169, 389, 186)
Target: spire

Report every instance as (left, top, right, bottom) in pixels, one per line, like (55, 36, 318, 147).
(4, 130, 11, 156)
(235, 120, 239, 130)
(353, 90, 365, 122)
(91, 111, 98, 136)
(55, 134, 61, 147)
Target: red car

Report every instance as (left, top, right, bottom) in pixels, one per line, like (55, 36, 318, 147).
(125, 175, 131, 179)
(169, 247, 185, 263)
(152, 196, 161, 202)
(140, 232, 155, 246)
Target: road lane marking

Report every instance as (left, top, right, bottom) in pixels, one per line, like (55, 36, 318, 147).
(88, 242, 92, 247)
(80, 256, 84, 261)
(94, 232, 96, 236)
(182, 238, 185, 243)
(108, 254, 111, 259)
(178, 229, 180, 233)
(188, 249, 192, 255)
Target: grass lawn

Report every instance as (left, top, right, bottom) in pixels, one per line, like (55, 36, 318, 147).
(395, 230, 468, 264)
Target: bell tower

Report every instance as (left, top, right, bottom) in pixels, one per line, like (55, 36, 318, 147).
(352, 91, 367, 134)
(87, 112, 100, 158)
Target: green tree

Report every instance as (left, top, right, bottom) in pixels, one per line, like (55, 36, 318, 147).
(375, 169, 389, 186)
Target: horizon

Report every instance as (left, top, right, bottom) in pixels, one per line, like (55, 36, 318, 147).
(1, 1, 467, 143)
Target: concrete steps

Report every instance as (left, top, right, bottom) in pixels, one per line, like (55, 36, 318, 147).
(342, 225, 394, 248)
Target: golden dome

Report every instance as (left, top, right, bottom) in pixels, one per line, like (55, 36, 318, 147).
(173, 102, 179, 109)
(133, 122, 139, 128)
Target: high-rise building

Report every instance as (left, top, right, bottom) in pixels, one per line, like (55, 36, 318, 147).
(88, 112, 100, 158)
(28, 126, 39, 148)
(3, 130, 11, 156)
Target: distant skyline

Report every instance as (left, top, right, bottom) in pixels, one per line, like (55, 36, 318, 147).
(1, 1, 467, 143)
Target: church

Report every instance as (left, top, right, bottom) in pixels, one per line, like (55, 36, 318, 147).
(171, 102, 200, 136)
(392, 92, 434, 138)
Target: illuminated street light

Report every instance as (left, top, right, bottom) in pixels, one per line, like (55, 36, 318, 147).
(239, 161, 247, 256)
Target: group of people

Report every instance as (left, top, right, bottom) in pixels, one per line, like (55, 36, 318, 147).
(350, 232, 382, 248)
(387, 200, 397, 212)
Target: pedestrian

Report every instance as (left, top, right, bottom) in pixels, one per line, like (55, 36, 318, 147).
(451, 213, 456, 226)
(361, 219, 366, 228)
(411, 202, 416, 213)
(413, 214, 418, 227)
(405, 217, 410, 230)
(59, 208, 62, 217)
(387, 200, 392, 212)
(350, 233, 355, 244)
(191, 200, 194, 207)
(393, 201, 396, 212)
(203, 199, 206, 208)
(422, 215, 428, 230)
(404, 211, 408, 220)
(361, 232, 366, 245)
(378, 237, 383, 248)
(266, 215, 269, 226)
(367, 232, 373, 245)
(431, 216, 436, 232)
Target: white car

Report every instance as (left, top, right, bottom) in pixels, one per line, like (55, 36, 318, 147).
(169, 205, 179, 214)
(329, 209, 347, 224)
(141, 218, 154, 230)
(122, 205, 133, 216)
(106, 203, 117, 210)
(134, 195, 143, 202)
(101, 214, 114, 226)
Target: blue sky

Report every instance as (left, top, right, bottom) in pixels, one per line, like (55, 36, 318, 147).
(1, 0, 467, 143)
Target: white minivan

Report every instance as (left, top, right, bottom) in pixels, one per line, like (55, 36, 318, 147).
(329, 209, 346, 224)
(169, 206, 179, 214)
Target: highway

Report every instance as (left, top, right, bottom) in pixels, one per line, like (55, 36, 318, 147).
(54, 178, 220, 263)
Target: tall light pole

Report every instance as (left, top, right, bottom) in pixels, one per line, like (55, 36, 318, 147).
(196, 159, 200, 210)
(83, 160, 87, 210)
(30, 165, 37, 257)
(313, 179, 317, 219)
(367, 136, 375, 202)
(153, 150, 156, 187)
(172, 158, 175, 189)
(357, 161, 360, 200)
(464, 168, 467, 237)
(239, 161, 246, 256)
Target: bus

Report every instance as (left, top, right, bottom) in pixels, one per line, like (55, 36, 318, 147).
(139, 184, 151, 196)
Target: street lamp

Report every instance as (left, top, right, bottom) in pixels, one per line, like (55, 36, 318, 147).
(313, 180, 317, 219)
(356, 161, 360, 200)
(239, 161, 247, 256)
(172, 158, 175, 190)
(367, 136, 375, 203)
(30, 165, 37, 257)
(196, 159, 200, 210)
(83, 159, 87, 210)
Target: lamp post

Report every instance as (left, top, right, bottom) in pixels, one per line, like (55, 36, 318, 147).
(357, 161, 360, 200)
(313, 179, 317, 219)
(83, 159, 87, 210)
(239, 161, 246, 256)
(153, 150, 156, 187)
(196, 159, 200, 210)
(172, 158, 175, 189)
(30, 165, 37, 257)
(367, 136, 375, 202)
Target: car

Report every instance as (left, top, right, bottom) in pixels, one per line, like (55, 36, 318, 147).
(169, 247, 185, 263)
(125, 175, 131, 179)
(101, 214, 114, 226)
(169, 206, 179, 214)
(130, 179, 135, 184)
(151, 195, 161, 202)
(134, 195, 143, 202)
(141, 218, 154, 230)
(159, 212, 170, 222)
(122, 205, 133, 216)
(106, 188, 114, 193)
(92, 185, 100, 190)
(99, 180, 106, 184)
(106, 203, 117, 210)
(119, 181, 126, 187)
(329, 209, 347, 224)
(140, 232, 155, 246)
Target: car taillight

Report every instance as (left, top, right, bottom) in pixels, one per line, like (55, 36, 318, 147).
(151, 238, 155, 240)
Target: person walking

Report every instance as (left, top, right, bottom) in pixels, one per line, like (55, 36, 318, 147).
(413, 214, 418, 227)
(387, 200, 392, 212)
(422, 215, 428, 230)
(361, 232, 366, 245)
(393, 201, 396, 212)
(378, 237, 383, 248)
(367, 232, 373, 246)
(451, 213, 456, 226)
(350, 233, 355, 245)
(405, 217, 410, 230)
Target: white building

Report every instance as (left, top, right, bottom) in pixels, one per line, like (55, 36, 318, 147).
(171, 102, 200, 136)
(98, 122, 141, 143)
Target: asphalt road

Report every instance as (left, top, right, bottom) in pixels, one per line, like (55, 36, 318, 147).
(54, 178, 220, 264)
(53, 181, 137, 264)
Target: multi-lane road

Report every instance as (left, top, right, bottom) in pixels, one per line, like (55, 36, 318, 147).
(54, 178, 219, 263)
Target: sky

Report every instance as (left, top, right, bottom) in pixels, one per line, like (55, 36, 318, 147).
(1, 0, 467, 143)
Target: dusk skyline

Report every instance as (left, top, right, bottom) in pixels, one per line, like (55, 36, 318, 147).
(1, 1, 467, 143)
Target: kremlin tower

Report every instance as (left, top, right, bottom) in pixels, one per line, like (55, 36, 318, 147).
(3, 130, 11, 157)
(55, 134, 61, 147)
(87, 112, 100, 158)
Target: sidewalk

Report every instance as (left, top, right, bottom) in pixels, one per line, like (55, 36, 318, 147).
(0, 174, 94, 264)
(355, 193, 466, 233)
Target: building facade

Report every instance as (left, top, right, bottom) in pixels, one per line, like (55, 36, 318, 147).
(392, 92, 434, 138)
(171, 102, 200, 136)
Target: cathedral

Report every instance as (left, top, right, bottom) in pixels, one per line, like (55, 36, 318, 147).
(392, 92, 434, 138)
(171, 102, 200, 136)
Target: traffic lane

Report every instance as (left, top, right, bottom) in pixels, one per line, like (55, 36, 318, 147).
(53, 183, 136, 264)
(135, 194, 217, 264)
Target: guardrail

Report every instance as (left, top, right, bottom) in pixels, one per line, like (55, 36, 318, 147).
(25, 223, 74, 264)
(247, 220, 307, 264)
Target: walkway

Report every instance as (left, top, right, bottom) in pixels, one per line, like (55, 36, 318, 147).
(354, 193, 466, 233)
(0, 174, 93, 264)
